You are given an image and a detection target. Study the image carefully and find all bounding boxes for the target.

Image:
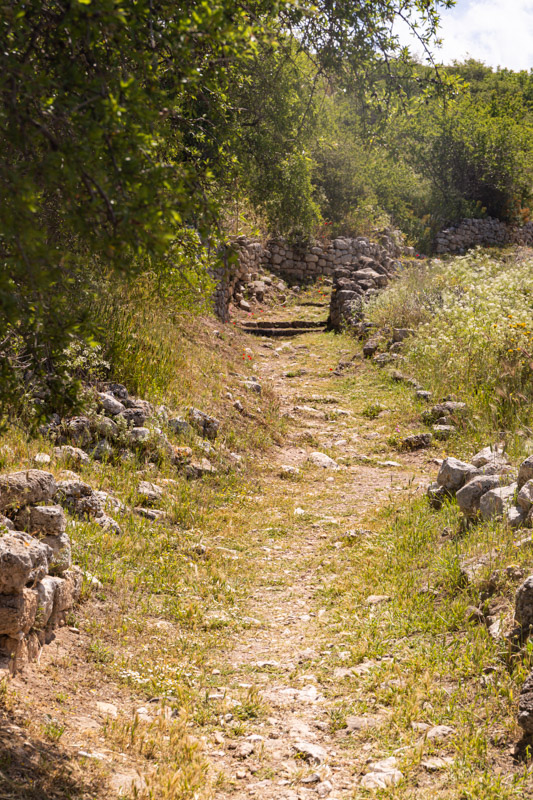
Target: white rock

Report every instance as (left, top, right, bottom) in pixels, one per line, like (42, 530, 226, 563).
(308, 452, 339, 470)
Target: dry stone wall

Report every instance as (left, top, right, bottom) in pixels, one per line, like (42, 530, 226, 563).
(215, 230, 411, 321)
(0, 470, 82, 675)
(436, 218, 533, 254)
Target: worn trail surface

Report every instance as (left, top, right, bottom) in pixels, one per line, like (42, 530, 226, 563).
(205, 312, 430, 799)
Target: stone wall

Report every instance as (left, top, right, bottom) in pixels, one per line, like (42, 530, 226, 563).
(436, 218, 533, 254)
(328, 255, 400, 332)
(0, 471, 83, 675)
(215, 230, 411, 320)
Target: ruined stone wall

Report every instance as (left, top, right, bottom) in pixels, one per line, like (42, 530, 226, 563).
(214, 230, 411, 320)
(436, 218, 533, 254)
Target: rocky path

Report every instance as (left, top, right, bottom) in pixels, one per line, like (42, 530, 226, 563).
(203, 321, 431, 799)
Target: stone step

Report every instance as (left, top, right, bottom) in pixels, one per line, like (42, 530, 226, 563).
(241, 319, 327, 330)
(239, 325, 326, 338)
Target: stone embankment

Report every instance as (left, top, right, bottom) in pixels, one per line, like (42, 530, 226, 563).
(435, 218, 533, 254)
(0, 382, 231, 674)
(0, 470, 82, 674)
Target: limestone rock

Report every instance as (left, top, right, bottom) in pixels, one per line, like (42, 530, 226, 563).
(0, 588, 38, 635)
(507, 505, 526, 529)
(292, 741, 327, 765)
(471, 446, 508, 469)
(0, 470, 57, 513)
(35, 576, 61, 627)
(515, 575, 533, 631)
(187, 408, 220, 441)
(361, 758, 403, 789)
(479, 483, 517, 521)
(185, 458, 216, 479)
(308, 452, 339, 469)
(14, 505, 66, 536)
(437, 457, 477, 492)
(98, 392, 125, 416)
(137, 481, 163, 507)
(0, 532, 51, 594)
(54, 445, 90, 466)
(0, 515, 14, 531)
(41, 532, 72, 575)
(456, 475, 503, 517)
(105, 382, 129, 401)
(518, 456, 533, 490)
(401, 433, 432, 450)
(65, 416, 93, 446)
(518, 480, 533, 512)
(427, 482, 451, 510)
(168, 417, 193, 436)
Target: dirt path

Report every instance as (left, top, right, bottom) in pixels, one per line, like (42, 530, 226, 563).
(204, 323, 430, 799)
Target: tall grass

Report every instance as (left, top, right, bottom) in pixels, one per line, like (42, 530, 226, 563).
(366, 248, 533, 452)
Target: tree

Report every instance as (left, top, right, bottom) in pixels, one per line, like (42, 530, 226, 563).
(0, 0, 453, 417)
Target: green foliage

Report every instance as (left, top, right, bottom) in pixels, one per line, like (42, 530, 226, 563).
(366, 249, 533, 447)
(0, 0, 455, 416)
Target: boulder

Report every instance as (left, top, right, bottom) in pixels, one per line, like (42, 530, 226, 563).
(185, 459, 217, 479)
(456, 475, 503, 517)
(0, 589, 38, 635)
(120, 407, 150, 427)
(479, 483, 517, 521)
(0, 470, 57, 513)
(105, 382, 129, 401)
(0, 532, 51, 594)
(436, 457, 477, 492)
(423, 401, 466, 423)
(427, 482, 451, 509)
(507, 506, 526, 529)
(518, 456, 533, 490)
(0, 515, 14, 531)
(92, 417, 118, 440)
(392, 328, 414, 343)
(168, 418, 193, 436)
(401, 433, 432, 451)
(363, 337, 383, 358)
(128, 427, 151, 444)
(471, 446, 507, 469)
(65, 416, 93, 446)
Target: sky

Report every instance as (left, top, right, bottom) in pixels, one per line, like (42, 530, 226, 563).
(397, 0, 533, 71)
